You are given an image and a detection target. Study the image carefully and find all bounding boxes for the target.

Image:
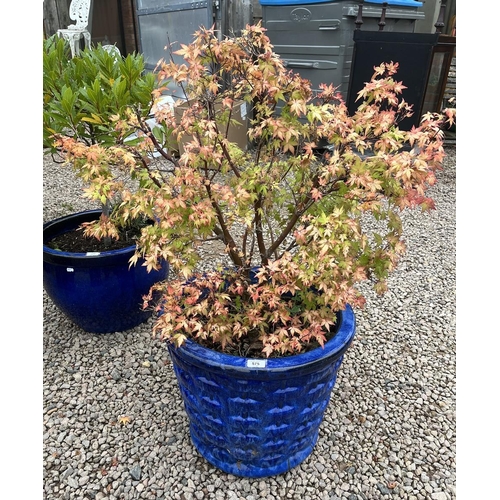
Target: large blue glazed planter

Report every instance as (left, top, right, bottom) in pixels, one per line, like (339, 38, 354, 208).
(43, 209, 169, 333)
(167, 304, 356, 478)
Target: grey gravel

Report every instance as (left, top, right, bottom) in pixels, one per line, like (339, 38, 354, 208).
(43, 147, 456, 499)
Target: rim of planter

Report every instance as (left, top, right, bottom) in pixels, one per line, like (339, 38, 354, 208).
(43, 209, 139, 266)
(170, 303, 356, 376)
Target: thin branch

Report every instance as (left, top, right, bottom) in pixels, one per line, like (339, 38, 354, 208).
(264, 212, 278, 260)
(133, 108, 180, 168)
(253, 194, 268, 265)
(204, 182, 243, 267)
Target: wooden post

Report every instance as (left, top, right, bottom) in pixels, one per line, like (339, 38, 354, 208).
(120, 0, 138, 54)
(253, 0, 262, 23)
(43, 0, 71, 38)
(228, 0, 253, 36)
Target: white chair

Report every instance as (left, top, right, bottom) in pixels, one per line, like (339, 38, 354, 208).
(102, 44, 122, 61)
(57, 0, 92, 58)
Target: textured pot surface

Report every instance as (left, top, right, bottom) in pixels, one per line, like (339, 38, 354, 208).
(43, 210, 169, 333)
(167, 304, 356, 478)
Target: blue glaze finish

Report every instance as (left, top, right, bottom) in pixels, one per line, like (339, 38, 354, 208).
(167, 304, 356, 477)
(43, 210, 169, 333)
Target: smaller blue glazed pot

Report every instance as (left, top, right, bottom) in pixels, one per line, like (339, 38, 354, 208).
(167, 304, 356, 477)
(43, 210, 169, 333)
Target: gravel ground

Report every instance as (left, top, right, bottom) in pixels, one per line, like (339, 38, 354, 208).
(42, 146, 456, 500)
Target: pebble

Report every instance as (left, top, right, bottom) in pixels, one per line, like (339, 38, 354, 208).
(43, 148, 456, 498)
(130, 465, 142, 481)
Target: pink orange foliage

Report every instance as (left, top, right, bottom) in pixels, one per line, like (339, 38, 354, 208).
(54, 24, 455, 357)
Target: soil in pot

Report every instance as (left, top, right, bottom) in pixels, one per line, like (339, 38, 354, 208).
(45, 221, 144, 253)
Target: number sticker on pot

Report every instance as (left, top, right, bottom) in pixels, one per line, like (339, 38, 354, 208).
(246, 359, 267, 368)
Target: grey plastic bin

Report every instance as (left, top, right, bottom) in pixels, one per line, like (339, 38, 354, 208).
(260, 0, 425, 99)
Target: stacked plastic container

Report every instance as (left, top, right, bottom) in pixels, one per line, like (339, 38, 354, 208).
(260, 0, 424, 100)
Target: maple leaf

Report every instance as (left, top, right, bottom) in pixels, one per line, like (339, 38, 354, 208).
(173, 44, 190, 57)
(118, 415, 131, 425)
(289, 99, 306, 116)
(311, 188, 323, 201)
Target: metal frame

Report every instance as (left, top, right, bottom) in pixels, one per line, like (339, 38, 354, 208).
(134, 0, 216, 70)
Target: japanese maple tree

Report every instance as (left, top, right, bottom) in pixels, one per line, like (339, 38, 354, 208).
(54, 24, 455, 357)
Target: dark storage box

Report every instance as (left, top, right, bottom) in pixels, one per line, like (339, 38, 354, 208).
(261, 0, 425, 99)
